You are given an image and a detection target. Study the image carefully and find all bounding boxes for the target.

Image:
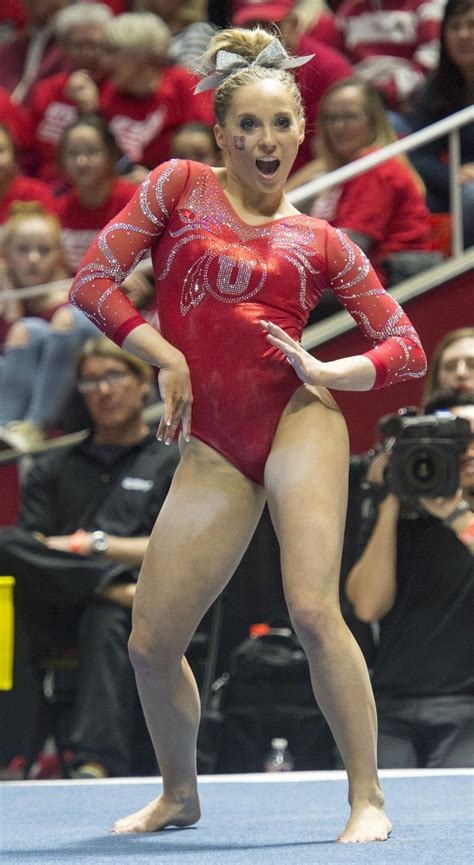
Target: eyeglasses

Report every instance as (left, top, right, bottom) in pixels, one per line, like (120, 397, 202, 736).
(77, 370, 131, 394)
(321, 111, 367, 126)
(63, 147, 107, 161)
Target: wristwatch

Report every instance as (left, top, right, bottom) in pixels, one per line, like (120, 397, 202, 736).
(442, 500, 471, 527)
(90, 531, 110, 555)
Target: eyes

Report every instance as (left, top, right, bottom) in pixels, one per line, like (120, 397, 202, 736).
(238, 115, 293, 131)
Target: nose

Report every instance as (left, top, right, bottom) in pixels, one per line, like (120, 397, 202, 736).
(259, 125, 277, 152)
(456, 359, 469, 378)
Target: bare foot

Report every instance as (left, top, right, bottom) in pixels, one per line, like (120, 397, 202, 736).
(110, 792, 201, 834)
(337, 803, 392, 843)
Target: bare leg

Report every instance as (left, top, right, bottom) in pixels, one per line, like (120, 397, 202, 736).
(264, 386, 391, 843)
(111, 438, 265, 833)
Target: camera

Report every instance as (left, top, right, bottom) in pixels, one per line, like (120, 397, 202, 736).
(378, 409, 472, 499)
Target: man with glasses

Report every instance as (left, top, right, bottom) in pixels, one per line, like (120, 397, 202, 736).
(0, 336, 179, 779)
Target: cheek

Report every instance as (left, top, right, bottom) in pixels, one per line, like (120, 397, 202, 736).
(232, 136, 246, 151)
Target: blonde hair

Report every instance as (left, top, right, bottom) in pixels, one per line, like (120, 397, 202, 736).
(103, 12, 170, 61)
(201, 27, 305, 126)
(77, 335, 153, 383)
(318, 77, 425, 193)
(2, 202, 68, 282)
(136, 0, 208, 26)
(422, 327, 474, 405)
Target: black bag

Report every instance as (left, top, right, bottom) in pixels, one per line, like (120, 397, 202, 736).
(198, 630, 335, 773)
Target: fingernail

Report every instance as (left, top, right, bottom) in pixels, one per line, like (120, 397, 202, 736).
(157, 435, 163, 441)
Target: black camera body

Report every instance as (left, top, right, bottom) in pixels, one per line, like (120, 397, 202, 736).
(379, 411, 471, 499)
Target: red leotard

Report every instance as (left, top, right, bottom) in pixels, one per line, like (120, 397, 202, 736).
(70, 159, 426, 484)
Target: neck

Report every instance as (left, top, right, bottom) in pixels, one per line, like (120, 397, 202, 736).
(222, 166, 287, 218)
(93, 418, 149, 446)
(77, 176, 114, 207)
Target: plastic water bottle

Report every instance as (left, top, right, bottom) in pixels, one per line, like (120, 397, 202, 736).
(263, 737, 294, 772)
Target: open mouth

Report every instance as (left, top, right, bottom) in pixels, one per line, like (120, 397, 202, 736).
(256, 157, 280, 176)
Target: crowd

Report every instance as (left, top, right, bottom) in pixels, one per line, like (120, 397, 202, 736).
(0, 0, 472, 784)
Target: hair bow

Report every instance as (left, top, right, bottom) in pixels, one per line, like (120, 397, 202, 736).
(194, 39, 314, 94)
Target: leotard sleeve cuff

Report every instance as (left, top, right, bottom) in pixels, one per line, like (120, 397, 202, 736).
(113, 315, 148, 347)
(363, 349, 388, 389)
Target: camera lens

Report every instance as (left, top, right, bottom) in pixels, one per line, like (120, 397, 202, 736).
(406, 450, 441, 489)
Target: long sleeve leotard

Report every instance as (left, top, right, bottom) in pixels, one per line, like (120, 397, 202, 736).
(70, 159, 426, 484)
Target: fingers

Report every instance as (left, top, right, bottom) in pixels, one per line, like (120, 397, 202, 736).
(156, 369, 193, 445)
(259, 319, 300, 349)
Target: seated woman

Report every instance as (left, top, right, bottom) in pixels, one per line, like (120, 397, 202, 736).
(170, 121, 221, 166)
(0, 124, 55, 227)
(410, 0, 474, 249)
(0, 203, 97, 453)
(288, 78, 435, 289)
(55, 115, 137, 274)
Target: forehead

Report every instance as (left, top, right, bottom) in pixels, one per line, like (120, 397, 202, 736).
(10, 219, 55, 243)
(65, 125, 103, 146)
(228, 78, 299, 114)
(79, 355, 130, 376)
(325, 85, 366, 108)
(441, 337, 474, 361)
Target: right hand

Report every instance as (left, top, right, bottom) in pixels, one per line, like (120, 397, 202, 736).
(156, 352, 193, 444)
(65, 70, 99, 113)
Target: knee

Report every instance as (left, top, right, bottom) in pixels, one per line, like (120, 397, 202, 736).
(6, 321, 31, 347)
(128, 627, 178, 678)
(289, 597, 343, 651)
(50, 306, 75, 331)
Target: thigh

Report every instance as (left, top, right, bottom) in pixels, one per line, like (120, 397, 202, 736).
(264, 385, 349, 607)
(132, 437, 266, 654)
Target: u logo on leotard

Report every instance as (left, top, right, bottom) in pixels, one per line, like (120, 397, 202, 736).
(179, 244, 267, 315)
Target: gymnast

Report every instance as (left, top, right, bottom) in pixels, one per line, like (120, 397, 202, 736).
(70, 26, 426, 843)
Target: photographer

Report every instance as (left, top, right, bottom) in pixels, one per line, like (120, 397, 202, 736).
(345, 389, 474, 768)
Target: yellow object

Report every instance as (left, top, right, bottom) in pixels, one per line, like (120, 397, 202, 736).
(0, 576, 15, 690)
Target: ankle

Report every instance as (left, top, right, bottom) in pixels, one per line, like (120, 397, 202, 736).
(349, 784, 385, 810)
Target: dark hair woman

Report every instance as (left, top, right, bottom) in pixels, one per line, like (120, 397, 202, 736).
(411, 0, 474, 248)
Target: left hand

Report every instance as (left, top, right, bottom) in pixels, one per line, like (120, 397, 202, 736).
(45, 533, 92, 555)
(419, 488, 464, 520)
(260, 319, 327, 386)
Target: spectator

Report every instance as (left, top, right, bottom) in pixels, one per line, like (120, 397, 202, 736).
(135, 0, 217, 71)
(87, 12, 214, 180)
(55, 115, 137, 275)
(0, 203, 96, 453)
(170, 121, 221, 165)
(290, 78, 433, 286)
(29, 2, 114, 185)
(0, 0, 70, 105)
(0, 86, 33, 156)
(0, 336, 180, 778)
(0, 125, 55, 227)
(410, 0, 474, 249)
(332, 0, 444, 114)
(231, 0, 353, 172)
(345, 388, 474, 768)
(422, 327, 474, 406)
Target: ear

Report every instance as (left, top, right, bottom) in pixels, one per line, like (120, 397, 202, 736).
(213, 122, 226, 152)
(298, 117, 305, 145)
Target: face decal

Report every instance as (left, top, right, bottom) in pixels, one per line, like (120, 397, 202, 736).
(232, 135, 246, 151)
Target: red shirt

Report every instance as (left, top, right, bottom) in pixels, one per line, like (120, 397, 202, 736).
(0, 85, 33, 150)
(311, 153, 431, 283)
(0, 173, 55, 224)
(99, 66, 214, 169)
(30, 72, 110, 182)
(54, 177, 137, 273)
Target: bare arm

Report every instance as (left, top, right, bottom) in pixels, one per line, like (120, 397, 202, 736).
(345, 494, 400, 622)
(45, 532, 149, 568)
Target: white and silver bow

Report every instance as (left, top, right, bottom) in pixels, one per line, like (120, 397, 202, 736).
(194, 39, 314, 93)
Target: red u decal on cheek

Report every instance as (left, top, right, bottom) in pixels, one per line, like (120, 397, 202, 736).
(232, 136, 246, 151)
